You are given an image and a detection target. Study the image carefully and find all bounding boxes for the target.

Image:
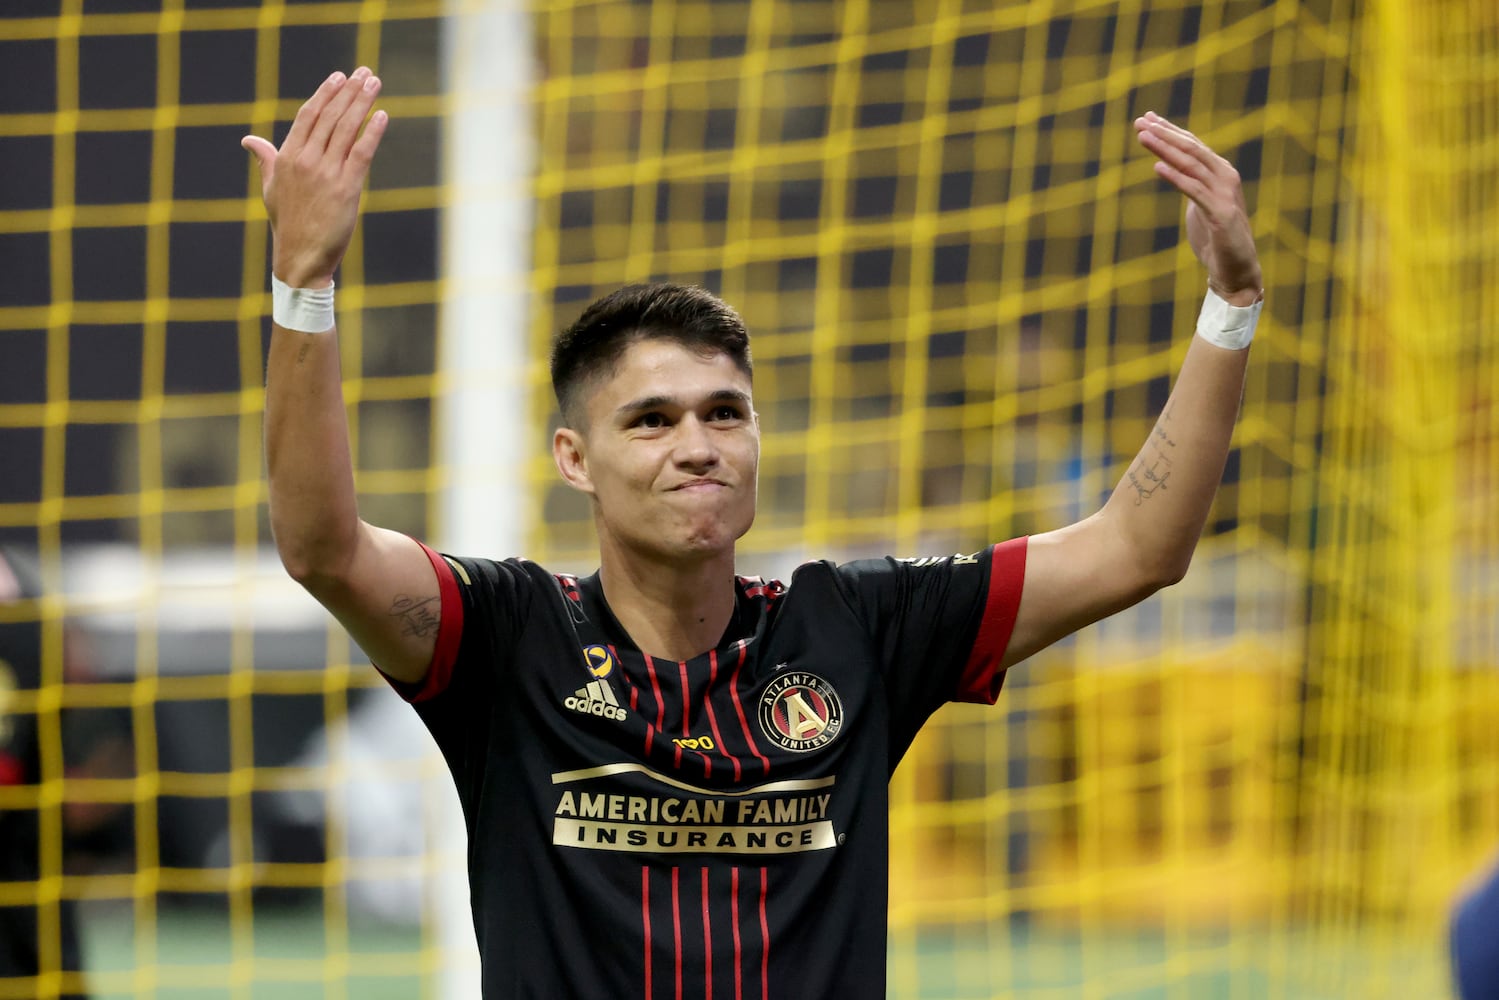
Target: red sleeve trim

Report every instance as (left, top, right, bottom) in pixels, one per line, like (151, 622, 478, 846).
(378, 541, 465, 704)
(955, 536, 1028, 705)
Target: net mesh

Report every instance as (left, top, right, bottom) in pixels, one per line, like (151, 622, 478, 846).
(0, 0, 1495, 997)
(1, 2, 447, 998)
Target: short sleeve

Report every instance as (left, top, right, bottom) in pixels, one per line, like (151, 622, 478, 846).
(374, 544, 539, 795)
(377, 542, 469, 704)
(832, 537, 1027, 750)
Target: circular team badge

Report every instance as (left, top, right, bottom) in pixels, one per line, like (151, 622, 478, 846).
(583, 645, 615, 678)
(759, 672, 843, 753)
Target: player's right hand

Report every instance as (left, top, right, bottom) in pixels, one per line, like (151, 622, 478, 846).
(241, 68, 388, 289)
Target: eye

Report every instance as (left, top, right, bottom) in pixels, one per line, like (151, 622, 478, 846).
(636, 411, 668, 429)
(709, 404, 744, 422)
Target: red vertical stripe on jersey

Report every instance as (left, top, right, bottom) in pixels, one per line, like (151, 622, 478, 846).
(677, 659, 713, 778)
(642, 867, 653, 999)
(956, 536, 1029, 704)
(758, 868, 770, 1000)
(704, 650, 740, 780)
(607, 641, 649, 757)
(728, 643, 771, 774)
(643, 653, 667, 728)
(644, 653, 678, 766)
(677, 659, 692, 730)
(701, 868, 713, 1000)
(671, 867, 683, 1000)
(610, 642, 643, 710)
(731, 868, 743, 1000)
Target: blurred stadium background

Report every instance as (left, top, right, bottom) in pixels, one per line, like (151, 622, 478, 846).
(1, 0, 1496, 997)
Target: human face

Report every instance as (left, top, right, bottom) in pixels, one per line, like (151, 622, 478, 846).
(553, 338, 759, 565)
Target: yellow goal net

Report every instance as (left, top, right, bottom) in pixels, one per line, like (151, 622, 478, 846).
(0, 0, 1495, 997)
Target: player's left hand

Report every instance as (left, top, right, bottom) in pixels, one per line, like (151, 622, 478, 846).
(1135, 112, 1262, 305)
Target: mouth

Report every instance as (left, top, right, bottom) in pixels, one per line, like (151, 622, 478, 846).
(670, 479, 728, 492)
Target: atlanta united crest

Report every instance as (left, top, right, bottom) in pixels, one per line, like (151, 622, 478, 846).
(758, 672, 844, 753)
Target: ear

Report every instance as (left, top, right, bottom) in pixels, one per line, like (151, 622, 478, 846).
(553, 426, 595, 495)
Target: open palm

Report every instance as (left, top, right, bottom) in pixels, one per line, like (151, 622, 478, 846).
(241, 68, 388, 288)
(1135, 112, 1261, 302)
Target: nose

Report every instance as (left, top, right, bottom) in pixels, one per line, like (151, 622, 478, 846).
(672, 414, 719, 472)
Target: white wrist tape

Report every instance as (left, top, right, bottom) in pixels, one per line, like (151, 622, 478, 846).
(1195, 286, 1262, 350)
(271, 275, 336, 333)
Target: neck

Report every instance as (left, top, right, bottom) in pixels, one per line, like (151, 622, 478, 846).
(597, 540, 738, 662)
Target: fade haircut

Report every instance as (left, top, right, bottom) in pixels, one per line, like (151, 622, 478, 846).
(550, 283, 753, 427)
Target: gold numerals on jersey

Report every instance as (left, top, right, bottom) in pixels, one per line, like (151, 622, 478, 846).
(671, 736, 716, 752)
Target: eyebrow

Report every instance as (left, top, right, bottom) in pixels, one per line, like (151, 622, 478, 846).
(615, 388, 753, 418)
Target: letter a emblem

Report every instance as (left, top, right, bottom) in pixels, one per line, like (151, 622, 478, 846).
(758, 673, 844, 753)
(782, 690, 828, 739)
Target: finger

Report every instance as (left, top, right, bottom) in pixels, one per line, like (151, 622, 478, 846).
(240, 134, 277, 179)
(1150, 158, 1211, 207)
(1136, 128, 1228, 205)
(1138, 117, 1220, 174)
(328, 74, 382, 162)
(1139, 113, 1210, 160)
(281, 71, 347, 155)
(306, 67, 372, 156)
(1135, 125, 1208, 184)
(345, 109, 389, 180)
(1141, 111, 1201, 145)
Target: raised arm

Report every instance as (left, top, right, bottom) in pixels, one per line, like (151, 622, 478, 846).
(245, 68, 439, 685)
(1001, 112, 1263, 668)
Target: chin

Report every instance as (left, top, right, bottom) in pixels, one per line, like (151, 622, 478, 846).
(677, 530, 736, 557)
(673, 518, 751, 559)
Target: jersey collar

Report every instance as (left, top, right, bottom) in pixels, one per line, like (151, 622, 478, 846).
(574, 571, 758, 659)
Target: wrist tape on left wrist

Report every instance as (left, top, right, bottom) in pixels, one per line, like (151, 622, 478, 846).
(271, 275, 336, 333)
(1195, 286, 1262, 350)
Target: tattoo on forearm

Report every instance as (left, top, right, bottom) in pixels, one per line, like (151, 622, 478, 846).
(1126, 404, 1177, 505)
(389, 594, 440, 638)
(295, 339, 312, 365)
(1126, 450, 1174, 503)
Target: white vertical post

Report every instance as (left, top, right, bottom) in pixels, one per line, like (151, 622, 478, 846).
(436, 1, 535, 996)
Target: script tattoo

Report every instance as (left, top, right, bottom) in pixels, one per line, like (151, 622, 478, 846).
(389, 594, 440, 638)
(1125, 404, 1177, 505)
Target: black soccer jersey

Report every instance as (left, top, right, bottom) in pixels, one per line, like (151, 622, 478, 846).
(384, 537, 1026, 998)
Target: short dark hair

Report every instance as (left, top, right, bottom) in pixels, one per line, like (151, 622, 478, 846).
(550, 283, 753, 426)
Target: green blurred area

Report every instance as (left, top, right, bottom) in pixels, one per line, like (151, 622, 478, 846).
(81, 904, 1453, 1000)
(82, 904, 423, 1000)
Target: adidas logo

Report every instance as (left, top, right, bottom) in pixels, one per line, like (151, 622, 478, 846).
(564, 680, 628, 722)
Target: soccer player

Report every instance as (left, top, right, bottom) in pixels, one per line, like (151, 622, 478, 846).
(244, 67, 1264, 996)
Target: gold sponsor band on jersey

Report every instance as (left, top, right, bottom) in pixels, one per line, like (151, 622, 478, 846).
(549, 771, 841, 855)
(555, 790, 832, 825)
(553, 818, 836, 854)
